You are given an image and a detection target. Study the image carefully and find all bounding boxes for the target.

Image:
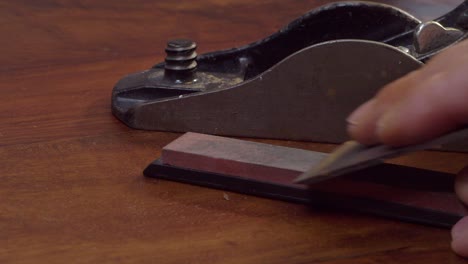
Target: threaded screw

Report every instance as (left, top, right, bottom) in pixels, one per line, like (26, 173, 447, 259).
(164, 39, 198, 82)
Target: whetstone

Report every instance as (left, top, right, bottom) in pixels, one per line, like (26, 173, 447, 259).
(145, 132, 467, 228)
(161, 132, 326, 188)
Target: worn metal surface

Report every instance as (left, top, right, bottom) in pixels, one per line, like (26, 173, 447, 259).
(115, 40, 422, 143)
(112, 1, 468, 149)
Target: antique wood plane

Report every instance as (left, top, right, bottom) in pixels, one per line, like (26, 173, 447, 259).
(112, 1, 468, 150)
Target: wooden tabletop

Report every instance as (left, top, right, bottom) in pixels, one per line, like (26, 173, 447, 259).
(2, 1, 468, 263)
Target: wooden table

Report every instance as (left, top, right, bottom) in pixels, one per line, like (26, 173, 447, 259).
(1, 1, 467, 263)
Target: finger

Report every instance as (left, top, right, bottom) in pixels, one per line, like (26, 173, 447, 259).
(347, 40, 468, 146)
(451, 166, 468, 257)
(377, 56, 468, 146)
(452, 217, 468, 258)
(346, 99, 380, 145)
(347, 68, 422, 144)
(422, 40, 468, 78)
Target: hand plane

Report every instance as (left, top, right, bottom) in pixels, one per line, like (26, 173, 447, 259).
(112, 1, 468, 150)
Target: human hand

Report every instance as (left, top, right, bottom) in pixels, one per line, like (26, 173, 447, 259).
(346, 39, 468, 257)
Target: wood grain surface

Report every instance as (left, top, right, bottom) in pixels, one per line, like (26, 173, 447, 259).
(1, 1, 467, 263)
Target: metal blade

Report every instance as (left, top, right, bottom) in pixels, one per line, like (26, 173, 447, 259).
(295, 127, 468, 185)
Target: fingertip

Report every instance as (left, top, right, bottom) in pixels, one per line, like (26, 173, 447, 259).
(452, 168, 468, 257)
(452, 216, 468, 241)
(346, 99, 376, 126)
(346, 99, 380, 145)
(375, 107, 401, 146)
(451, 240, 468, 258)
(347, 123, 379, 145)
(452, 217, 468, 258)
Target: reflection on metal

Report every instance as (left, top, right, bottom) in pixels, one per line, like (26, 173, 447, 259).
(414, 21, 463, 54)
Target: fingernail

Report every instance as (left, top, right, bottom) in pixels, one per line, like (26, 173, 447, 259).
(346, 99, 376, 126)
(376, 109, 397, 138)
